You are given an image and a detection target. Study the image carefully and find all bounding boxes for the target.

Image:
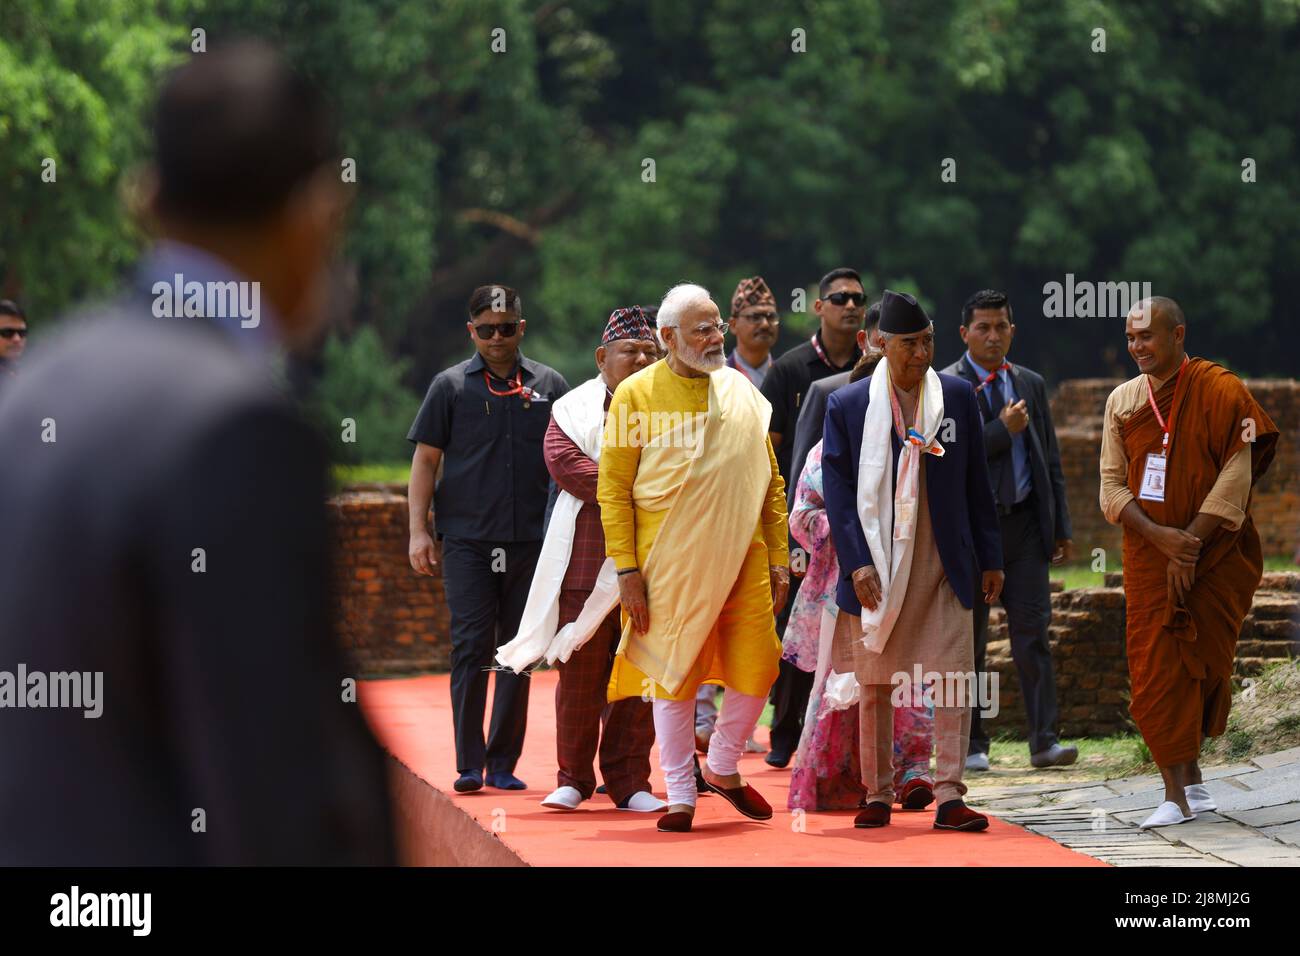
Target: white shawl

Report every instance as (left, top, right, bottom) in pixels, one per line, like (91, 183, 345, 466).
(495, 377, 619, 671)
(853, 363, 946, 653)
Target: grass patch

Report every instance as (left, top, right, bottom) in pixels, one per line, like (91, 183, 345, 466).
(332, 462, 409, 486)
(1051, 561, 1111, 591)
(1203, 658, 1300, 762)
(1050, 554, 1296, 591)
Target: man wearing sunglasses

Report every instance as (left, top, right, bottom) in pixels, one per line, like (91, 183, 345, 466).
(0, 300, 27, 378)
(407, 284, 570, 795)
(759, 267, 866, 768)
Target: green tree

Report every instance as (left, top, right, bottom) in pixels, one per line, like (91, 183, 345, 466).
(0, 0, 190, 317)
(306, 326, 420, 465)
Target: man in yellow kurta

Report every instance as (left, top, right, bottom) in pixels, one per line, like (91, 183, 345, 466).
(597, 282, 790, 833)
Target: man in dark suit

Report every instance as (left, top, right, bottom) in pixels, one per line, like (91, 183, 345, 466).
(760, 267, 866, 767)
(941, 289, 1077, 770)
(822, 290, 1004, 831)
(0, 43, 395, 864)
(786, 301, 882, 512)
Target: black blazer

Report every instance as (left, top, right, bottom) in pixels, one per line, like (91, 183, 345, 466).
(0, 297, 395, 865)
(941, 356, 1072, 561)
(786, 369, 851, 510)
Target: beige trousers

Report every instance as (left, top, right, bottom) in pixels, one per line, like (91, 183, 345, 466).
(860, 684, 970, 806)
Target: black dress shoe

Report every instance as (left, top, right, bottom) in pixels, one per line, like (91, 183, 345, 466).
(855, 803, 891, 828)
(453, 771, 483, 793)
(765, 750, 792, 769)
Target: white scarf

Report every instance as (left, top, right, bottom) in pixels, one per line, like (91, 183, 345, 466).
(853, 362, 946, 653)
(495, 377, 619, 672)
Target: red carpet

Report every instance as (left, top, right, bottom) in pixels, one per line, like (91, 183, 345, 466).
(360, 671, 1106, 867)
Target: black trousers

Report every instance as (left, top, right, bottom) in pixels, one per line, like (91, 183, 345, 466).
(970, 505, 1061, 756)
(768, 570, 814, 756)
(440, 536, 541, 774)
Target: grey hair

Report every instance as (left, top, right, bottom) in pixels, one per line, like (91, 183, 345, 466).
(878, 320, 935, 344)
(656, 282, 714, 349)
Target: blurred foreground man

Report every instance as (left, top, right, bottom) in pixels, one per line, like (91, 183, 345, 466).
(0, 43, 394, 864)
(598, 283, 789, 833)
(1100, 297, 1277, 829)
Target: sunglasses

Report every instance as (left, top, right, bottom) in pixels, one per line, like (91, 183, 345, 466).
(739, 310, 780, 325)
(824, 292, 866, 307)
(0, 328, 28, 339)
(473, 322, 519, 340)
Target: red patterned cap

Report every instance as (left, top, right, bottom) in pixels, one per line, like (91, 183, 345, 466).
(602, 305, 657, 344)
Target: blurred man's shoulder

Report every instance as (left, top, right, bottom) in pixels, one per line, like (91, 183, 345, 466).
(1, 296, 288, 442)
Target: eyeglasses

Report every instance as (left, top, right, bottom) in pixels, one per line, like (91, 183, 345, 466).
(739, 311, 780, 325)
(685, 323, 728, 338)
(0, 328, 28, 339)
(473, 322, 519, 340)
(824, 291, 866, 307)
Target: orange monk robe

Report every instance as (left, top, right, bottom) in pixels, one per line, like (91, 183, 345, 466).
(1111, 358, 1278, 766)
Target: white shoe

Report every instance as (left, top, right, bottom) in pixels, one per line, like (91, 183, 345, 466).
(1139, 801, 1196, 828)
(540, 786, 584, 810)
(1185, 784, 1217, 813)
(620, 790, 669, 812)
(744, 735, 768, 754)
(965, 752, 990, 772)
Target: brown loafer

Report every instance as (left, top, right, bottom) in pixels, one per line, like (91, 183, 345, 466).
(854, 802, 892, 828)
(898, 779, 935, 810)
(657, 810, 694, 832)
(934, 799, 989, 832)
(700, 777, 773, 820)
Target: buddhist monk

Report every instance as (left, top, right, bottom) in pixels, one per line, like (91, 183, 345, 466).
(1099, 296, 1278, 828)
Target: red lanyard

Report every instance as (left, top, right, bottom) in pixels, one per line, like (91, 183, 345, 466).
(483, 368, 527, 399)
(972, 360, 1011, 393)
(809, 332, 858, 371)
(1144, 355, 1189, 454)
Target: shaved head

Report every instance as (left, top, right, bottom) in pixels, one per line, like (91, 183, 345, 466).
(1130, 296, 1185, 333)
(1126, 296, 1186, 378)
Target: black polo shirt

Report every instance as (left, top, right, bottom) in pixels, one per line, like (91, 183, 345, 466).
(407, 351, 569, 542)
(761, 330, 862, 483)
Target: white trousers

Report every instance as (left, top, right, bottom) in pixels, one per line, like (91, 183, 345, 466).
(653, 687, 767, 807)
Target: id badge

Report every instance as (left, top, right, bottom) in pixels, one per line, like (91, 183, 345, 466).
(1139, 453, 1167, 502)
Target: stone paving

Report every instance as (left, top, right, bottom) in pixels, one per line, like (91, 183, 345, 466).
(966, 746, 1300, 866)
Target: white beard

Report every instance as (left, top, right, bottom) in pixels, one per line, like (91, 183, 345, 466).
(676, 339, 725, 374)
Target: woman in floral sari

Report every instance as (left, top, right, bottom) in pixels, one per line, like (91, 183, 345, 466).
(785, 398, 937, 812)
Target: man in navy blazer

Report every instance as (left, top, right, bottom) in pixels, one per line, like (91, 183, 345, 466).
(823, 334, 1003, 619)
(822, 290, 1004, 831)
